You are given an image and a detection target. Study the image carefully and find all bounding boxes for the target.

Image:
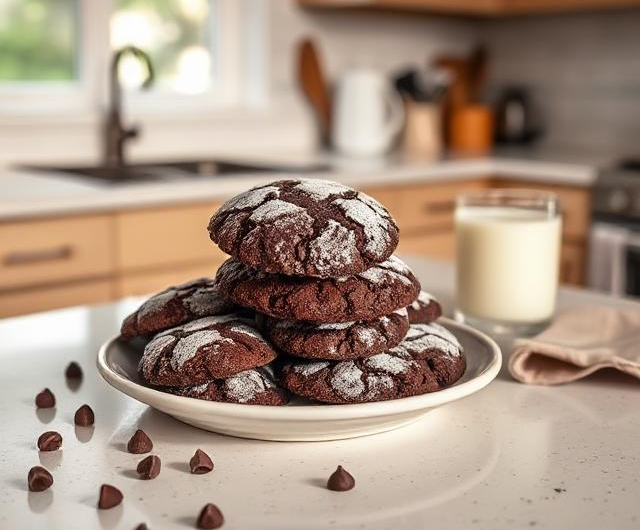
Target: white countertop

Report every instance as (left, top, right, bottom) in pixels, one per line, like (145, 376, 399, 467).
(0, 152, 601, 221)
(1, 257, 638, 530)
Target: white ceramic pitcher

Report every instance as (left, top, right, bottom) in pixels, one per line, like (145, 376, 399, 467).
(332, 70, 404, 157)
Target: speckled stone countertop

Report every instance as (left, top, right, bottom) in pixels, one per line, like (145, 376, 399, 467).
(1, 257, 638, 530)
(0, 150, 602, 221)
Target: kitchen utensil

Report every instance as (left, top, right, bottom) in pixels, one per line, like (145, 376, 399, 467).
(402, 100, 443, 159)
(450, 105, 494, 154)
(394, 68, 451, 103)
(495, 87, 542, 144)
(98, 318, 501, 442)
(297, 38, 332, 145)
(332, 69, 404, 157)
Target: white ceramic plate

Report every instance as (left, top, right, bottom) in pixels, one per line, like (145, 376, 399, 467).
(97, 317, 501, 441)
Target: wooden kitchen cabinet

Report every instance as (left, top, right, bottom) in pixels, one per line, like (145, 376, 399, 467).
(299, 0, 640, 15)
(0, 214, 115, 290)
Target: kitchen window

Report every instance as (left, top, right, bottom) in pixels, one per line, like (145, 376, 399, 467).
(0, 0, 266, 116)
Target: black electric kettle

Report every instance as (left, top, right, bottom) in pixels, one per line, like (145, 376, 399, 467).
(495, 87, 542, 144)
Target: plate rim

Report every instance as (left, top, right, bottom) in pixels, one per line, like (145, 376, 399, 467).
(97, 317, 502, 421)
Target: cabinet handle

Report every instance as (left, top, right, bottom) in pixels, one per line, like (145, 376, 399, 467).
(3, 246, 73, 266)
(422, 200, 455, 215)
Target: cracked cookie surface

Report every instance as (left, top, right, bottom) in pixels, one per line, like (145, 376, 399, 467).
(138, 314, 277, 387)
(207, 179, 399, 278)
(280, 323, 465, 403)
(407, 290, 442, 324)
(261, 308, 410, 361)
(167, 366, 288, 405)
(121, 278, 238, 340)
(215, 255, 420, 323)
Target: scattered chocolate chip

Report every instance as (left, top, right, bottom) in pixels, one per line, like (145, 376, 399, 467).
(37, 431, 62, 451)
(98, 484, 123, 509)
(35, 388, 56, 409)
(127, 429, 153, 454)
(28, 466, 53, 492)
(136, 455, 161, 480)
(74, 404, 94, 426)
(189, 449, 214, 474)
(134, 524, 149, 530)
(65, 361, 83, 379)
(197, 503, 224, 529)
(327, 465, 355, 491)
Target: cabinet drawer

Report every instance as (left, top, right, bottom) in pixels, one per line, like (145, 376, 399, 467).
(0, 215, 114, 290)
(115, 203, 227, 271)
(362, 179, 490, 234)
(496, 180, 591, 240)
(0, 279, 113, 318)
(116, 261, 226, 298)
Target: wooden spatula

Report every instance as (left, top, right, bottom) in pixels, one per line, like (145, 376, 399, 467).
(297, 38, 332, 145)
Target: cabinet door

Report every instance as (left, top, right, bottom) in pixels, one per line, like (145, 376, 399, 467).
(397, 231, 455, 261)
(560, 242, 586, 286)
(115, 203, 226, 272)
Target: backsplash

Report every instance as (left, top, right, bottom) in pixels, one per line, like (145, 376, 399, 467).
(481, 10, 640, 157)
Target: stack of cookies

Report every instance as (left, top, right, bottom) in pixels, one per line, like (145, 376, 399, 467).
(123, 178, 465, 406)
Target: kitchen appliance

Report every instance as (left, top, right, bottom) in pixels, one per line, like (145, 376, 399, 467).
(332, 70, 404, 157)
(590, 160, 640, 297)
(494, 87, 542, 144)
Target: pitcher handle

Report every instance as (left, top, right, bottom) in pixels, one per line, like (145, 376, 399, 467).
(384, 87, 405, 141)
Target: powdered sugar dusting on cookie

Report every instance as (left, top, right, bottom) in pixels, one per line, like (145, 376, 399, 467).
(223, 369, 273, 403)
(316, 321, 354, 331)
(364, 353, 411, 375)
(138, 290, 175, 320)
(330, 362, 365, 399)
(181, 314, 238, 332)
(229, 323, 267, 343)
(365, 373, 394, 399)
(218, 185, 280, 213)
(396, 323, 462, 358)
(141, 334, 177, 372)
(171, 329, 229, 370)
(293, 179, 351, 200)
(308, 219, 357, 275)
(411, 290, 436, 311)
(355, 327, 379, 348)
(334, 198, 391, 257)
(185, 287, 230, 316)
(249, 199, 311, 223)
(293, 361, 330, 376)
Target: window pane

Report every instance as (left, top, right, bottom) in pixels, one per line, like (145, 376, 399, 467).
(111, 0, 214, 94)
(0, 0, 78, 82)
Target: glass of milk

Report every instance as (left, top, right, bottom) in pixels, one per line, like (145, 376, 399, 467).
(455, 190, 561, 335)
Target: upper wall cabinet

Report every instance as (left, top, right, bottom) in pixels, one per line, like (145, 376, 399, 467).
(299, 0, 640, 16)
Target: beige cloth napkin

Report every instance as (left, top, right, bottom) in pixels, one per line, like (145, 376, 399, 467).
(509, 306, 640, 385)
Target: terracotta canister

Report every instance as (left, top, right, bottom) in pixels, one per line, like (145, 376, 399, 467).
(450, 105, 494, 154)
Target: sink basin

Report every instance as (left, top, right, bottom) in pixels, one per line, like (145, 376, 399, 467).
(26, 159, 331, 185)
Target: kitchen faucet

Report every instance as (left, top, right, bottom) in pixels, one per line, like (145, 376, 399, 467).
(104, 46, 154, 168)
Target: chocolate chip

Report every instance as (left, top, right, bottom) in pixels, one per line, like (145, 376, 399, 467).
(35, 388, 56, 408)
(74, 404, 94, 426)
(98, 484, 123, 509)
(37, 431, 62, 451)
(28, 466, 53, 492)
(189, 449, 214, 474)
(197, 503, 224, 529)
(134, 524, 149, 530)
(136, 455, 161, 480)
(327, 465, 355, 491)
(127, 429, 153, 454)
(65, 361, 83, 379)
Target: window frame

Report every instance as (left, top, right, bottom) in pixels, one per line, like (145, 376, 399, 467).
(0, 0, 269, 118)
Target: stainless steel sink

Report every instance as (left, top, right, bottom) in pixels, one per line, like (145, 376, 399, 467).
(26, 159, 331, 186)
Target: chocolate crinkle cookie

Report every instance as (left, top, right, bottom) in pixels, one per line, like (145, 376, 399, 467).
(215, 255, 420, 323)
(207, 179, 399, 278)
(260, 308, 410, 361)
(406, 290, 442, 324)
(138, 315, 277, 387)
(121, 278, 239, 340)
(391, 323, 465, 387)
(280, 323, 465, 404)
(169, 366, 288, 406)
